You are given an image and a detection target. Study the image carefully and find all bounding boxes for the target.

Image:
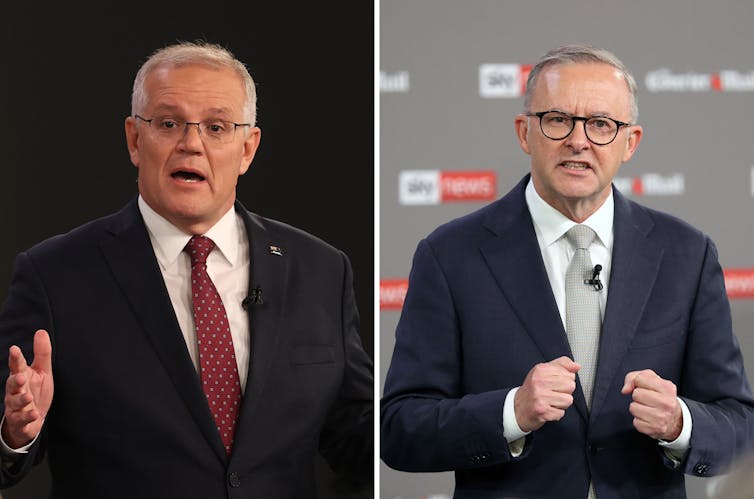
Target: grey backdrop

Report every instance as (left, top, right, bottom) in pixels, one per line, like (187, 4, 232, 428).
(379, 1, 754, 498)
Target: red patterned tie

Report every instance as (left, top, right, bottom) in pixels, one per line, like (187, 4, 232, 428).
(185, 235, 242, 456)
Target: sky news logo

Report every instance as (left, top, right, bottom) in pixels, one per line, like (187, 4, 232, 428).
(399, 170, 497, 205)
(479, 63, 532, 98)
(645, 69, 754, 92)
(613, 173, 685, 196)
(381, 70, 410, 93)
(380, 279, 409, 310)
(724, 269, 754, 299)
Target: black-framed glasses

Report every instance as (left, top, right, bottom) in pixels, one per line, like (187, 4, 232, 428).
(525, 110, 633, 146)
(134, 115, 251, 144)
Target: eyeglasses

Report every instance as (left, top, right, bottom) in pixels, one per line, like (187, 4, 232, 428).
(134, 115, 251, 144)
(525, 110, 633, 146)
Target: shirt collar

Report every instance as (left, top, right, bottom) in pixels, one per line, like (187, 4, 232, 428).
(138, 195, 241, 269)
(524, 177, 614, 249)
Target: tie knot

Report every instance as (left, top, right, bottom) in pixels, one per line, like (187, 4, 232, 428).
(185, 235, 216, 265)
(566, 224, 596, 250)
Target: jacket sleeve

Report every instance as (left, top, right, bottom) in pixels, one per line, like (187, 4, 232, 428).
(318, 251, 374, 486)
(381, 239, 517, 472)
(672, 238, 754, 476)
(0, 252, 54, 488)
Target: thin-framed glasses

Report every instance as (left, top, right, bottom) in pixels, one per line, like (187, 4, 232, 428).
(134, 115, 251, 144)
(525, 110, 633, 146)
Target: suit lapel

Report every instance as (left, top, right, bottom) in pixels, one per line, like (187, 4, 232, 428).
(589, 189, 664, 420)
(99, 200, 227, 462)
(233, 204, 288, 441)
(478, 178, 589, 420)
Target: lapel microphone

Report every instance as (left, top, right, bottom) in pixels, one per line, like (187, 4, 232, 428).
(242, 285, 264, 309)
(584, 264, 603, 291)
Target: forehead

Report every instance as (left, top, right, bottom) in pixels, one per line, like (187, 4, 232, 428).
(532, 62, 631, 116)
(143, 63, 246, 114)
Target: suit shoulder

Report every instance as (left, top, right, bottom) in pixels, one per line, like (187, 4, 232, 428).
(426, 202, 498, 242)
(626, 198, 708, 244)
(244, 211, 346, 259)
(23, 208, 128, 259)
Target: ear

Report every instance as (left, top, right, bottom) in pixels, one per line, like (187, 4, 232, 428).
(514, 114, 532, 155)
(238, 127, 262, 176)
(621, 124, 643, 163)
(125, 116, 140, 168)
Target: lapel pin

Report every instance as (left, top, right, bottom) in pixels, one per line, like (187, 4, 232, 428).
(269, 245, 283, 256)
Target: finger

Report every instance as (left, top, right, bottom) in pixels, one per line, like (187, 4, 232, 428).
(552, 377, 578, 395)
(630, 386, 666, 407)
(630, 370, 662, 391)
(7, 407, 41, 427)
(545, 407, 566, 422)
(5, 372, 28, 395)
(552, 356, 581, 373)
(622, 369, 652, 394)
(549, 392, 575, 410)
(31, 330, 53, 375)
(8, 346, 28, 375)
(629, 399, 660, 420)
(5, 390, 35, 411)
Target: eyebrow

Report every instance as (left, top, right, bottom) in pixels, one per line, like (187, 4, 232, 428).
(548, 108, 619, 119)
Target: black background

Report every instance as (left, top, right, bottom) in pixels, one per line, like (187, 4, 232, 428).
(2, 3, 373, 498)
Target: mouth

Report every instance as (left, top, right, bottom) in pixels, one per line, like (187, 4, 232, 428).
(559, 161, 592, 171)
(171, 170, 206, 183)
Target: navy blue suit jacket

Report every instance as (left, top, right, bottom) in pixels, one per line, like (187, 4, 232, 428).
(0, 198, 373, 498)
(381, 175, 754, 499)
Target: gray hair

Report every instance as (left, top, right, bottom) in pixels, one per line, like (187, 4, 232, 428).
(131, 41, 257, 126)
(523, 44, 638, 122)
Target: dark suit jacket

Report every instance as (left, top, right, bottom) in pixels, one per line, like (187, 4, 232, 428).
(0, 198, 373, 499)
(381, 175, 754, 499)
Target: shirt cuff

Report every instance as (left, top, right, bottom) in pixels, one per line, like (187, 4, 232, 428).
(503, 387, 530, 447)
(658, 397, 692, 457)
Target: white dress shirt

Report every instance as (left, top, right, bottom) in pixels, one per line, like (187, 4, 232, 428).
(138, 196, 251, 391)
(501, 179, 690, 458)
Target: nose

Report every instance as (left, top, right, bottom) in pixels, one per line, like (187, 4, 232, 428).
(564, 120, 590, 152)
(177, 122, 204, 151)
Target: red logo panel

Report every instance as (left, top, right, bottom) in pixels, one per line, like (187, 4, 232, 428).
(440, 171, 497, 202)
(381, 278, 409, 310)
(724, 268, 754, 299)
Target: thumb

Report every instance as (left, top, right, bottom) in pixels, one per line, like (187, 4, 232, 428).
(621, 371, 637, 395)
(553, 355, 581, 373)
(31, 329, 52, 375)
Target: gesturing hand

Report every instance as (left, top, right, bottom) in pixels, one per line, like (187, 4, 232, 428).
(514, 356, 580, 433)
(2, 330, 54, 449)
(621, 369, 682, 441)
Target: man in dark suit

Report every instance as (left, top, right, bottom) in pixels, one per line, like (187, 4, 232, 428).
(0, 41, 373, 498)
(381, 44, 754, 498)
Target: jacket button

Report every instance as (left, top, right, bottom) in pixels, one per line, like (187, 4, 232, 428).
(228, 472, 241, 487)
(588, 444, 603, 455)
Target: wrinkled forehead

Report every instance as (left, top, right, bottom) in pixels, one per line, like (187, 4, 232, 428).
(143, 63, 246, 110)
(534, 62, 632, 115)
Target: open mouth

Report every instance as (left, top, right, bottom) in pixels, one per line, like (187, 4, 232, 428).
(560, 161, 591, 171)
(172, 171, 206, 182)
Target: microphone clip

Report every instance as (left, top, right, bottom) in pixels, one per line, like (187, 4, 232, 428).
(242, 285, 264, 310)
(584, 264, 603, 291)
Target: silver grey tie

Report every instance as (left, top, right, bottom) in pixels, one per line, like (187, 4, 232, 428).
(565, 224, 601, 409)
(565, 225, 602, 499)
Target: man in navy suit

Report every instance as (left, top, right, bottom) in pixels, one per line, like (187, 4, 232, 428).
(0, 41, 373, 498)
(381, 44, 754, 498)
